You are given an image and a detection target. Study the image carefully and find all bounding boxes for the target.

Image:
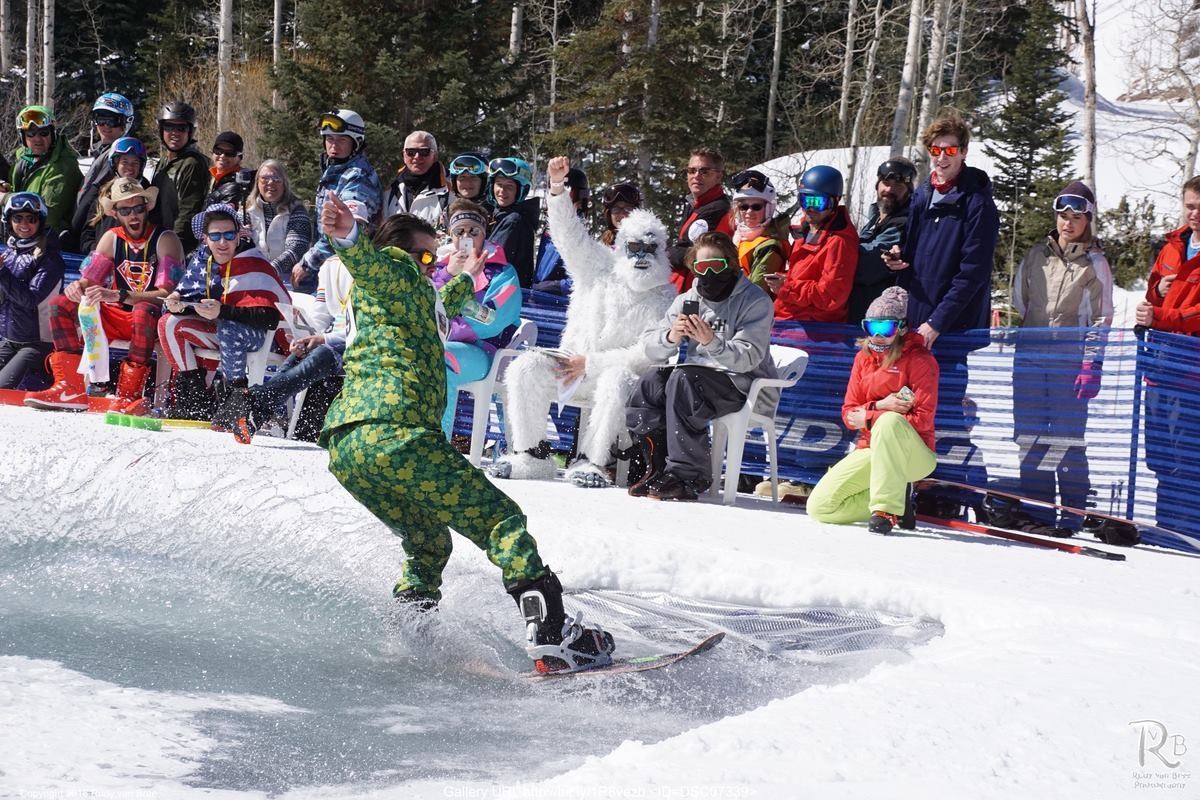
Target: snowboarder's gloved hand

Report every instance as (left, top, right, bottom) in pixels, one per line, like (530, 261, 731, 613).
(1073, 362, 1101, 400)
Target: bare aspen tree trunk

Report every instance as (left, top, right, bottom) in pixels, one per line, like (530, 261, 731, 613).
(764, 0, 784, 159)
(508, 3, 523, 62)
(637, 0, 660, 188)
(838, 0, 859, 136)
(915, 0, 949, 143)
(890, 0, 923, 156)
(1, 0, 10, 76)
(39, 0, 51, 106)
(217, 0, 232, 129)
(272, 0, 282, 108)
(949, 0, 967, 99)
(548, 0, 558, 130)
(24, 0, 35, 103)
(1076, 0, 1096, 191)
(846, 0, 887, 217)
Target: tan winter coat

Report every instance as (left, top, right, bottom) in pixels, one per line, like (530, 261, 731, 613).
(1013, 233, 1114, 360)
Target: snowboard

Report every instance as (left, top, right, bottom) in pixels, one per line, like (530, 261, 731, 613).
(914, 513, 1127, 561)
(526, 632, 724, 680)
(914, 477, 1200, 554)
(104, 411, 213, 431)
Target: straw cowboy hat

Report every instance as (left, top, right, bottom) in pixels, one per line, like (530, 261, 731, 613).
(100, 177, 158, 215)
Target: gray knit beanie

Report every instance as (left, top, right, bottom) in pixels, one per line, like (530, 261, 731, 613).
(866, 286, 908, 320)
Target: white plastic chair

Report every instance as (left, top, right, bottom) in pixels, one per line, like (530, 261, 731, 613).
(709, 344, 809, 506)
(460, 318, 538, 466)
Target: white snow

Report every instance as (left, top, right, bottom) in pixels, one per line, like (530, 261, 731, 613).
(1, 405, 1197, 799)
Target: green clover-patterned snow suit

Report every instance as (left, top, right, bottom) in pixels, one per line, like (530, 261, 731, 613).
(319, 234, 547, 600)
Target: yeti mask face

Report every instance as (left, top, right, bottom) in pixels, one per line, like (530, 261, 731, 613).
(613, 208, 672, 292)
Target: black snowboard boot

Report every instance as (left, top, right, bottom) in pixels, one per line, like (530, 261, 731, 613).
(628, 430, 668, 497)
(1083, 515, 1141, 547)
(212, 377, 255, 443)
(169, 368, 214, 421)
(507, 570, 615, 674)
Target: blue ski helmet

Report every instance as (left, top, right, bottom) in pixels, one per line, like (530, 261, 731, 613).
(108, 137, 148, 171)
(799, 165, 844, 199)
(3, 191, 49, 228)
(487, 157, 533, 204)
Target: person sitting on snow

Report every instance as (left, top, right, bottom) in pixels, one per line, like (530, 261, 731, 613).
(25, 178, 183, 413)
(490, 155, 676, 488)
(158, 203, 288, 438)
(806, 286, 939, 534)
(432, 200, 522, 439)
(626, 231, 777, 501)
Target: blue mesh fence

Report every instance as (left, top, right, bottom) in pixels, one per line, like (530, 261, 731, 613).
(455, 292, 1200, 552)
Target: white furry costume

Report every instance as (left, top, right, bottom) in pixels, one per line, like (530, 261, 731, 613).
(499, 192, 676, 483)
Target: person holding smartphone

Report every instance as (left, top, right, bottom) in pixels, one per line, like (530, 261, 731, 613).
(430, 200, 522, 439)
(807, 286, 940, 535)
(626, 230, 777, 501)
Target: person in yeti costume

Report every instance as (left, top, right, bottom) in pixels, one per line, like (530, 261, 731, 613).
(494, 156, 676, 487)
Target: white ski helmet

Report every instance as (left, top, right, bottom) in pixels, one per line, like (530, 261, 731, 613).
(731, 169, 778, 221)
(319, 109, 366, 151)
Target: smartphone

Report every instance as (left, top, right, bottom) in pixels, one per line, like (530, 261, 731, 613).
(897, 386, 915, 402)
(458, 238, 473, 254)
(681, 299, 700, 317)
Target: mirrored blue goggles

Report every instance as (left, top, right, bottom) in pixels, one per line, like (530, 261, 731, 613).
(862, 318, 902, 337)
(488, 158, 523, 178)
(450, 155, 487, 176)
(801, 193, 833, 212)
(1053, 194, 1094, 216)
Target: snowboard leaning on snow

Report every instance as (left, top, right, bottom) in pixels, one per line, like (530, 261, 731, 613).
(525, 632, 724, 680)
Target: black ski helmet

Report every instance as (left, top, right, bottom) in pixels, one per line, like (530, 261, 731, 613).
(158, 101, 197, 133)
(567, 167, 590, 214)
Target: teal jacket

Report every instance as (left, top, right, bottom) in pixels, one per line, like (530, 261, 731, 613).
(9, 135, 83, 234)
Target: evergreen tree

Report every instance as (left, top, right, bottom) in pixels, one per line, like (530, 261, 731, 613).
(983, 0, 1076, 291)
(1098, 195, 1163, 289)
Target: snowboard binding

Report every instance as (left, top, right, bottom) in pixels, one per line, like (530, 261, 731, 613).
(513, 572, 615, 674)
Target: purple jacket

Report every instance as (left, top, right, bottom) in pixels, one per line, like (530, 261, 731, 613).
(432, 243, 522, 356)
(0, 230, 65, 343)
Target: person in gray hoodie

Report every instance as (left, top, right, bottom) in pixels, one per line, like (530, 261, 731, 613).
(626, 230, 777, 501)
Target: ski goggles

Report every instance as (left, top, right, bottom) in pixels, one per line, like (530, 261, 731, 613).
(1053, 194, 1094, 216)
(449, 154, 487, 176)
(626, 241, 658, 257)
(488, 158, 524, 178)
(692, 257, 731, 276)
(602, 183, 642, 208)
(800, 193, 833, 212)
(730, 169, 769, 192)
(927, 145, 961, 158)
(318, 113, 363, 136)
(877, 159, 916, 183)
(410, 248, 436, 267)
(17, 107, 52, 130)
(92, 112, 125, 128)
(6, 192, 45, 216)
(862, 318, 903, 337)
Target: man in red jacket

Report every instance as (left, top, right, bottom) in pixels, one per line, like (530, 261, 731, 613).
(668, 147, 734, 293)
(1135, 175, 1200, 533)
(769, 165, 859, 323)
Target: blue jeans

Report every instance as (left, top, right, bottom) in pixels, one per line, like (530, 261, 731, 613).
(251, 343, 341, 409)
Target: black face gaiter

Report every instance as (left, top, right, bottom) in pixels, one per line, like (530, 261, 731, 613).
(695, 269, 738, 302)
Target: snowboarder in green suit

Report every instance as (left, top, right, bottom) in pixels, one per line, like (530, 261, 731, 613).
(317, 194, 615, 673)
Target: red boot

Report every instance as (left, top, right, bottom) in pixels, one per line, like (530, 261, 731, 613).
(113, 360, 152, 415)
(24, 352, 88, 411)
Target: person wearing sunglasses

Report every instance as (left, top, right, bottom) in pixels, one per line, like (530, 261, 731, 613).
(807, 287, 939, 535)
(1000, 181, 1116, 538)
(158, 203, 289, 434)
(245, 159, 312, 285)
(626, 230, 777, 501)
(486, 156, 539, 288)
(0, 192, 65, 391)
(729, 170, 786, 297)
(204, 131, 256, 221)
(532, 165, 590, 295)
(151, 101, 210, 252)
(431, 200, 523, 439)
(448, 151, 491, 207)
(491, 156, 674, 490)
(383, 131, 450, 232)
(26, 179, 184, 413)
(63, 93, 135, 253)
(5, 105, 82, 237)
(668, 147, 734, 292)
(82, 138, 179, 256)
(295, 109, 382, 293)
(313, 192, 617, 673)
(848, 157, 917, 325)
(770, 164, 858, 324)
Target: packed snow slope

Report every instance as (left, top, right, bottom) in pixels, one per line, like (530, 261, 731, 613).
(0, 406, 1197, 799)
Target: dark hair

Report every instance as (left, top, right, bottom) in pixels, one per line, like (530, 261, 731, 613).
(921, 110, 971, 150)
(684, 230, 738, 269)
(689, 146, 725, 172)
(1183, 176, 1200, 197)
(373, 212, 437, 250)
(204, 210, 238, 231)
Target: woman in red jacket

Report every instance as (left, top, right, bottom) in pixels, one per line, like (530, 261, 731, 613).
(807, 286, 940, 534)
